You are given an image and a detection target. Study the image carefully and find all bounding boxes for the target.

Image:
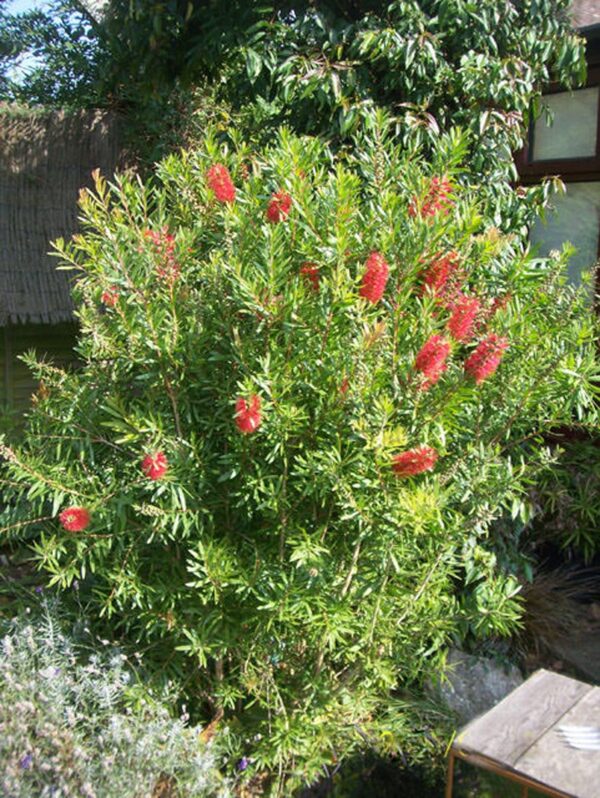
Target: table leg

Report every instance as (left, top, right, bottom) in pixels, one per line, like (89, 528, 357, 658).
(445, 750, 455, 798)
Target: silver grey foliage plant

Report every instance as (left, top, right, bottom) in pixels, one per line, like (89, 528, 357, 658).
(0, 600, 230, 798)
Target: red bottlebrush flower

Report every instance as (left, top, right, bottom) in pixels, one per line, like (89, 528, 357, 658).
(144, 228, 165, 247)
(420, 251, 460, 297)
(447, 295, 481, 342)
(101, 286, 119, 307)
(144, 227, 180, 284)
(300, 262, 320, 291)
(266, 191, 292, 223)
(206, 164, 236, 203)
(409, 176, 454, 219)
(432, 175, 453, 203)
(141, 451, 168, 480)
(392, 446, 438, 477)
(156, 261, 181, 283)
(414, 335, 451, 387)
(464, 334, 508, 384)
(359, 251, 389, 304)
(340, 377, 349, 397)
(235, 395, 262, 434)
(59, 506, 91, 532)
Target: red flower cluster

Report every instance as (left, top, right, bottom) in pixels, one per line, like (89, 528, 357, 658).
(464, 334, 508, 384)
(206, 164, 236, 203)
(59, 506, 91, 532)
(409, 176, 453, 219)
(235, 395, 262, 434)
(266, 192, 292, 223)
(144, 227, 180, 283)
(447, 295, 480, 342)
(414, 334, 451, 388)
(420, 251, 461, 297)
(392, 446, 438, 477)
(300, 262, 320, 292)
(141, 451, 168, 480)
(101, 286, 119, 307)
(359, 251, 389, 304)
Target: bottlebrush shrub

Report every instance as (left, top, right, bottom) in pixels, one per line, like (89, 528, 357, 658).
(0, 121, 597, 792)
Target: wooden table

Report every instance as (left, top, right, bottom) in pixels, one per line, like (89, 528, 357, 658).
(445, 669, 600, 798)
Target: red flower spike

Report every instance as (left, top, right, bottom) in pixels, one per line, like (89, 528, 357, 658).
(359, 251, 389, 304)
(101, 286, 119, 307)
(300, 262, 320, 292)
(156, 262, 180, 284)
(414, 335, 451, 381)
(420, 251, 461, 297)
(392, 446, 438, 477)
(464, 334, 508, 384)
(447, 295, 481, 342)
(59, 506, 91, 532)
(235, 395, 262, 434)
(206, 164, 236, 203)
(340, 377, 349, 397)
(142, 451, 168, 480)
(420, 370, 444, 391)
(143, 227, 180, 284)
(266, 192, 292, 223)
(409, 176, 454, 219)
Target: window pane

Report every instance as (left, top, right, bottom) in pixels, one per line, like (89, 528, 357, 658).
(529, 182, 600, 286)
(532, 87, 599, 161)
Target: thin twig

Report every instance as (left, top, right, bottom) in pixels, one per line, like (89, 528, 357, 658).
(396, 547, 448, 626)
(340, 535, 363, 598)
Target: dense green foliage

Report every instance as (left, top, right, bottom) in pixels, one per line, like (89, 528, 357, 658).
(214, 0, 585, 174)
(527, 439, 600, 563)
(0, 122, 597, 791)
(1, 0, 596, 792)
(1, 1, 586, 172)
(0, 599, 229, 797)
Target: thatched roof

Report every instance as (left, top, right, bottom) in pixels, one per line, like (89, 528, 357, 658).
(0, 109, 122, 325)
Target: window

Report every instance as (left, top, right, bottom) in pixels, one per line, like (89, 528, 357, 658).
(529, 182, 600, 286)
(531, 86, 599, 161)
(517, 57, 600, 293)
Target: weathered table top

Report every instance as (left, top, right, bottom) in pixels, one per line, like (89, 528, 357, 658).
(453, 668, 600, 798)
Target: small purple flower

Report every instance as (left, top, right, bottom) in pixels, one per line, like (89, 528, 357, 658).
(18, 752, 33, 770)
(34, 586, 43, 595)
(237, 756, 249, 772)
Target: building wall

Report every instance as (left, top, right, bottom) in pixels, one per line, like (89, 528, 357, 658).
(0, 109, 122, 326)
(0, 109, 122, 427)
(0, 322, 78, 419)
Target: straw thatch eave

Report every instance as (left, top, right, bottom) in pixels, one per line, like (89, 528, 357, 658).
(0, 109, 122, 326)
